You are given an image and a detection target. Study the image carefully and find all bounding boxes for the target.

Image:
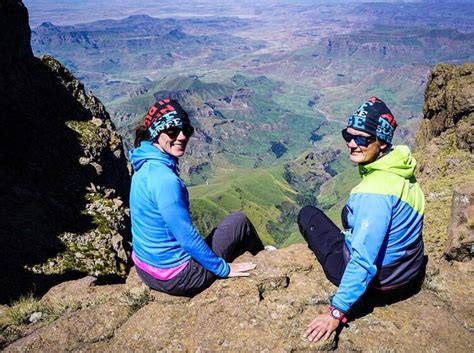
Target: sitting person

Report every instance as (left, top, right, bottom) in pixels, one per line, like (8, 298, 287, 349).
(130, 99, 264, 296)
(298, 97, 425, 342)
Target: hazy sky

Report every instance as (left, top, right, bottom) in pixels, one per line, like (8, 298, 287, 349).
(24, 0, 253, 26)
(24, 0, 425, 27)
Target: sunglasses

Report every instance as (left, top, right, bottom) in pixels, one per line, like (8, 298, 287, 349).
(163, 125, 195, 139)
(341, 128, 376, 147)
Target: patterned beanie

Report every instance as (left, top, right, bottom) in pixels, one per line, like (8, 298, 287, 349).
(347, 96, 398, 144)
(144, 99, 191, 141)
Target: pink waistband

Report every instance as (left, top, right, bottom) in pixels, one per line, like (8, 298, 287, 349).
(132, 252, 189, 281)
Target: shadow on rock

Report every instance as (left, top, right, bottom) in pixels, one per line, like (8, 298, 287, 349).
(0, 47, 130, 303)
(346, 255, 428, 321)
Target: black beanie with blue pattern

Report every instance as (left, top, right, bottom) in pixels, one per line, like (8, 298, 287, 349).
(347, 97, 398, 144)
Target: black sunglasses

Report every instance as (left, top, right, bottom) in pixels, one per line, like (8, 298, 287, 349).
(163, 125, 195, 138)
(341, 128, 376, 147)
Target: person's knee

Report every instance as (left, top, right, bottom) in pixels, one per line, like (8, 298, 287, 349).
(221, 212, 252, 236)
(228, 212, 249, 226)
(297, 205, 322, 233)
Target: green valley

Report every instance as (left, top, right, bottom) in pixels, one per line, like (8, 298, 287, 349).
(189, 165, 300, 246)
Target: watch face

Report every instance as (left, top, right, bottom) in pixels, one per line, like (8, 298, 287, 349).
(332, 309, 342, 319)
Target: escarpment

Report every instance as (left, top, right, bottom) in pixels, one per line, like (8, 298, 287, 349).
(0, 0, 131, 304)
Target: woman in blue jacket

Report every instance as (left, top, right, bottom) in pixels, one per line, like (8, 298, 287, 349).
(299, 97, 425, 342)
(130, 99, 264, 296)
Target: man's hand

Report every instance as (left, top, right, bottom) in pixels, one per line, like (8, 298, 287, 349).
(304, 313, 340, 342)
(227, 262, 256, 277)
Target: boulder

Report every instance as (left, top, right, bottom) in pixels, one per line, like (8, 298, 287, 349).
(445, 183, 474, 261)
(418, 63, 474, 152)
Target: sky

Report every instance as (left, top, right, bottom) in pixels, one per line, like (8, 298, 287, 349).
(24, 0, 252, 27)
(24, 0, 426, 27)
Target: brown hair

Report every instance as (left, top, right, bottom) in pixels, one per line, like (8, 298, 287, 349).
(134, 125, 151, 148)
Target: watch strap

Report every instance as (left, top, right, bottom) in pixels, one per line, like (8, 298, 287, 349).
(328, 305, 348, 324)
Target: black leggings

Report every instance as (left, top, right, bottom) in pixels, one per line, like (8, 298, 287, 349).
(136, 212, 264, 296)
(297, 205, 348, 286)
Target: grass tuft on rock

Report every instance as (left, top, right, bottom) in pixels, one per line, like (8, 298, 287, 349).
(119, 286, 152, 316)
(4, 294, 43, 326)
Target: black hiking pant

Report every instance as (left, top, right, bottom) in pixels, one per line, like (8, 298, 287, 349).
(136, 212, 264, 296)
(297, 205, 426, 314)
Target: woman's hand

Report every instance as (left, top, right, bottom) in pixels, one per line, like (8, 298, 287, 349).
(304, 313, 340, 342)
(227, 262, 256, 277)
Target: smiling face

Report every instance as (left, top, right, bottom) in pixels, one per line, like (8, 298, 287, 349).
(345, 127, 387, 165)
(154, 128, 191, 158)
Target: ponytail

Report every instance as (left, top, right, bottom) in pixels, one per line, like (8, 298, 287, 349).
(134, 125, 151, 148)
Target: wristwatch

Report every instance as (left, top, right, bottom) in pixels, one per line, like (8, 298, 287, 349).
(328, 305, 348, 324)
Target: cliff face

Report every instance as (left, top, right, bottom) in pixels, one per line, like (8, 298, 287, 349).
(417, 63, 473, 153)
(0, 0, 32, 66)
(414, 63, 474, 258)
(0, 0, 131, 304)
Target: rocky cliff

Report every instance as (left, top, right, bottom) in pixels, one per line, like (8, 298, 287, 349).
(414, 63, 474, 258)
(0, 0, 131, 304)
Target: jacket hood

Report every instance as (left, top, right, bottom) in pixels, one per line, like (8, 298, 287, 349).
(129, 141, 177, 173)
(359, 145, 416, 179)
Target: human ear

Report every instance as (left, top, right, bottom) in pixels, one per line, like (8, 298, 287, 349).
(379, 141, 388, 152)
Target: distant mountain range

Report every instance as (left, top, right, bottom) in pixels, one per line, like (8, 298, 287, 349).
(30, 2, 474, 117)
(31, 15, 265, 101)
(29, 0, 474, 245)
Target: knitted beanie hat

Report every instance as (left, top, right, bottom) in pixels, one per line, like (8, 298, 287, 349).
(347, 96, 398, 144)
(144, 99, 191, 141)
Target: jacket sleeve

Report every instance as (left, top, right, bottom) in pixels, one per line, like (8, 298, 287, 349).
(331, 192, 392, 312)
(151, 175, 230, 278)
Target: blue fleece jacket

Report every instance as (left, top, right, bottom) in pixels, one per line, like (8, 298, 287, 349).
(129, 141, 230, 278)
